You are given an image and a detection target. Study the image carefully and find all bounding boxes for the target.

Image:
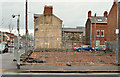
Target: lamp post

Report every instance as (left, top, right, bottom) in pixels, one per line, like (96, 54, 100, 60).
(12, 14, 20, 69)
(116, 1, 120, 64)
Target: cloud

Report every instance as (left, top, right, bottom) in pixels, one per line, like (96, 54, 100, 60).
(1, 1, 113, 33)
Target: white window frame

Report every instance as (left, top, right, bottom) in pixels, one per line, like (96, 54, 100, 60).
(79, 34, 81, 38)
(96, 40, 100, 46)
(101, 30, 104, 37)
(97, 30, 100, 37)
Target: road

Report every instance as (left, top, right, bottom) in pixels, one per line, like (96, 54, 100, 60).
(0, 47, 26, 75)
(1, 74, 120, 77)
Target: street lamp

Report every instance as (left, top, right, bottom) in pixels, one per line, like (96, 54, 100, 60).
(12, 14, 20, 69)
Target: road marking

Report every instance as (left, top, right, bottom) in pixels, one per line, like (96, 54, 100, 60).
(0, 72, 120, 75)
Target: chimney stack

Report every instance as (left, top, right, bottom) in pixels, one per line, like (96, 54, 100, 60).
(44, 5, 53, 15)
(104, 11, 108, 17)
(88, 10, 91, 18)
(114, 0, 118, 4)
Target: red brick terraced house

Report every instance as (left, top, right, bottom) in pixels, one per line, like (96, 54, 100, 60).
(85, 11, 108, 48)
(107, 2, 120, 42)
(0, 31, 17, 46)
(85, 1, 120, 51)
(106, 1, 120, 51)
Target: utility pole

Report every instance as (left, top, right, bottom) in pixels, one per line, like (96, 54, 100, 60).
(116, 1, 120, 64)
(94, 13, 96, 51)
(25, 0, 28, 55)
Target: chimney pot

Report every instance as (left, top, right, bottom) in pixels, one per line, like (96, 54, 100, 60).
(88, 10, 91, 18)
(104, 11, 108, 17)
(114, 0, 118, 4)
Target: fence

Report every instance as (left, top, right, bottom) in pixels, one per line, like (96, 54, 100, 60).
(0, 28, 119, 69)
(19, 35, 118, 67)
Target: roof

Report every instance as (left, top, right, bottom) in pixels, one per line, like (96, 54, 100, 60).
(0, 31, 17, 37)
(34, 14, 42, 18)
(89, 16, 107, 24)
(62, 27, 85, 36)
(63, 28, 84, 32)
(34, 14, 63, 22)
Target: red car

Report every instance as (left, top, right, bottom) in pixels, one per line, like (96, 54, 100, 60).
(73, 46, 80, 50)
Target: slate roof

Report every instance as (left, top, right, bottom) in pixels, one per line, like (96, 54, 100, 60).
(62, 27, 85, 36)
(89, 16, 107, 24)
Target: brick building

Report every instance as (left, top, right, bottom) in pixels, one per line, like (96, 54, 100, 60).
(34, 6, 63, 50)
(62, 27, 85, 47)
(106, 1, 120, 51)
(0, 31, 16, 46)
(85, 11, 108, 47)
(0, 31, 7, 43)
(107, 1, 120, 42)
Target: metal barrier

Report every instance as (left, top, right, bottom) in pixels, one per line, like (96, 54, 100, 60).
(19, 35, 116, 67)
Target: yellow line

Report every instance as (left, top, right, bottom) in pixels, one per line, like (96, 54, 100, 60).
(1, 72, 120, 75)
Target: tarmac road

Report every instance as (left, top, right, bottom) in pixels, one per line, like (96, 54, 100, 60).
(1, 74, 120, 77)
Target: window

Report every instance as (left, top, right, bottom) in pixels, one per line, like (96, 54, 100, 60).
(96, 40, 100, 46)
(97, 30, 100, 37)
(65, 33, 68, 37)
(101, 30, 104, 37)
(105, 41, 107, 45)
(79, 34, 81, 38)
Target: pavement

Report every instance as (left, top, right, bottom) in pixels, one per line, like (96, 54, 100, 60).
(0, 52, 119, 74)
(18, 64, 119, 73)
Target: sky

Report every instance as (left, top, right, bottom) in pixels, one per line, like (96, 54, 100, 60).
(0, 0, 119, 35)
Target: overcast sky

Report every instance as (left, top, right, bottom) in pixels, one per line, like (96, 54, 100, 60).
(0, 0, 119, 35)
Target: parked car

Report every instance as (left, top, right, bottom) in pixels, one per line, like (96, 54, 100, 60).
(95, 45, 107, 51)
(76, 45, 93, 52)
(73, 46, 80, 51)
(73, 44, 86, 51)
(0, 43, 8, 54)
